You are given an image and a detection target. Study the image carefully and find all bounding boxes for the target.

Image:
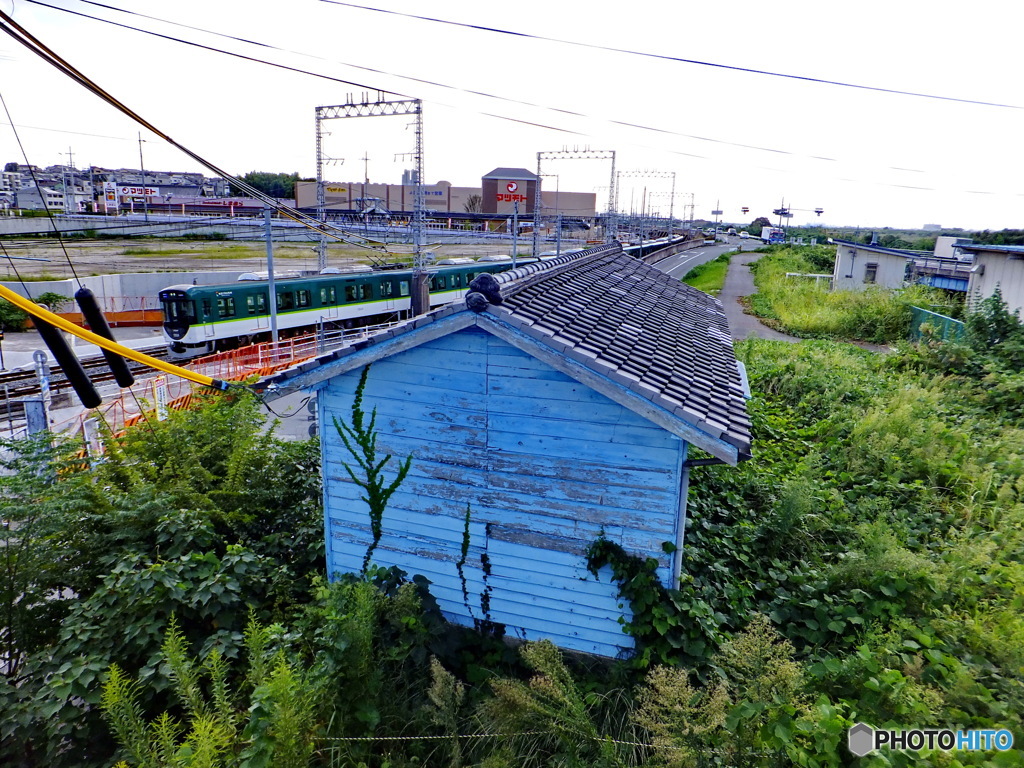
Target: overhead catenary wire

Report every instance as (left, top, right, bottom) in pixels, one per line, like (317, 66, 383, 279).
(21, 0, 1019, 195)
(0, 7, 392, 254)
(0, 88, 84, 289)
(318, 0, 1023, 111)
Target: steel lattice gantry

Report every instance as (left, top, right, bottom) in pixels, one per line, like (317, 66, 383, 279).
(532, 148, 616, 255)
(315, 93, 425, 272)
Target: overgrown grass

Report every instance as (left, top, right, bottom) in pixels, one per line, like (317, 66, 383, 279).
(682, 251, 732, 295)
(748, 245, 948, 343)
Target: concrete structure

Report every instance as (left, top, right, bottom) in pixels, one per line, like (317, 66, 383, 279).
(958, 244, 1024, 315)
(256, 244, 751, 657)
(295, 172, 597, 219)
(830, 239, 913, 290)
(933, 235, 972, 259)
(481, 167, 539, 215)
(296, 179, 481, 215)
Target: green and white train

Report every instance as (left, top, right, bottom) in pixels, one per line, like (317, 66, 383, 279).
(158, 260, 520, 358)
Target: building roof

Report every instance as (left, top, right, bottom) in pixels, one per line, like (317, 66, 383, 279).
(829, 238, 927, 258)
(957, 244, 1024, 256)
(482, 167, 538, 181)
(256, 244, 752, 464)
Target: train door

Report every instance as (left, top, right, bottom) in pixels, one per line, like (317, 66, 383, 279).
(379, 278, 398, 312)
(249, 293, 270, 330)
(201, 298, 216, 340)
(319, 285, 340, 320)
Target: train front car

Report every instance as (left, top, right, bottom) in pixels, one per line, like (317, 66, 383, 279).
(159, 285, 201, 355)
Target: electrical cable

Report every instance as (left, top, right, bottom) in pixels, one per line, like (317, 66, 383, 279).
(0, 282, 234, 391)
(23, 0, 790, 159)
(29, 0, 1011, 186)
(0, 89, 84, 289)
(1, 7, 394, 254)
(317, 0, 1023, 111)
(258, 392, 311, 419)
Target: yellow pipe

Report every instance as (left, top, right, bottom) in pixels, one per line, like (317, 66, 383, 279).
(0, 284, 230, 390)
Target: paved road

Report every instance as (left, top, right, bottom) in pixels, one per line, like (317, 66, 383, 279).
(717, 244, 799, 342)
(653, 238, 799, 342)
(654, 241, 733, 279)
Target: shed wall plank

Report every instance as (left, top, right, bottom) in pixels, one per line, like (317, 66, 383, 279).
(322, 328, 684, 656)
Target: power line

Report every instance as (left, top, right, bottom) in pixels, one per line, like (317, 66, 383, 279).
(317, 1, 1023, 111)
(11, 2, 1022, 201)
(19, 1, 829, 163)
(0, 7, 401, 252)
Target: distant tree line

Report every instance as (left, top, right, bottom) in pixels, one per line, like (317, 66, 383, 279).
(229, 171, 314, 199)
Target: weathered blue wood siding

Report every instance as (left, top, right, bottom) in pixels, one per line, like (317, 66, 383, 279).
(320, 326, 687, 657)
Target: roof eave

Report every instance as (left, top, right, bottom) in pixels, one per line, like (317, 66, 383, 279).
(256, 306, 744, 466)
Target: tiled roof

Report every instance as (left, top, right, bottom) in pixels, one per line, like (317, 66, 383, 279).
(489, 247, 752, 457)
(257, 245, 752, 460)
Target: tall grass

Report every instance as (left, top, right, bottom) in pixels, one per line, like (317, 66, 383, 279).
(749, 246, 945, 342)
(682, 252, 732, 295)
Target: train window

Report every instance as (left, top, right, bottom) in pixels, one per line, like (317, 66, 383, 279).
(466, 272, 475, 283)
(246, 295, 259, 315)
(277, 292, 294, 311)
(202, 299, 212, 318)
(256, 293, 267, 313)
(437, 276, 446, 289)
(360, 284, 373, 300)
(297, 289, 311, 308)
(380, 281, 393, 298)
(344, 284, 357, 302)
(453, 274, 462, 288)
(399, 281, 410, 297)
(320, 286, 337, 304)
(161, 299, 196, 323)
(217, 297, 235, 318)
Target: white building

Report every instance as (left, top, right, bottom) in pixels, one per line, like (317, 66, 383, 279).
(957, 244, 1024, 316)
(830, 238, 914, 290)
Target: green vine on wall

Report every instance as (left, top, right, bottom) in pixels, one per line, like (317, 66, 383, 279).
(586, 536, 722, 670)
(334, 365, 412, 575)
(455, 506, 503, 637)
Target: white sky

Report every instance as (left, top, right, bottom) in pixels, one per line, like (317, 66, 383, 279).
(1, 0, 1022, 230)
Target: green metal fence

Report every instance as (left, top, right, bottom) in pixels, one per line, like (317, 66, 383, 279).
(910, 306, 965, 342)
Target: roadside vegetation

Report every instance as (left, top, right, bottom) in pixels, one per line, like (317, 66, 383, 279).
(681, 251, 732, 295)
(745, 244, 958, 343)
(3, 287, 1024, 766)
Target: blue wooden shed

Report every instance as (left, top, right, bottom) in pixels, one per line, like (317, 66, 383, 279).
(258, 244, 752, 657)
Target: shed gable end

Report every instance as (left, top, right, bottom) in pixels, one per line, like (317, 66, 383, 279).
(320, 326, 687, 656)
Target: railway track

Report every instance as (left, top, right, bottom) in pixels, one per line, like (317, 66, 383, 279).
(0, 344, 170, 415)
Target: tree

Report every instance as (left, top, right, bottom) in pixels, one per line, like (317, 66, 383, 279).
(229, 171, 301, 199)
(464, 194, 483, 214)
(750, 216, 771, 233)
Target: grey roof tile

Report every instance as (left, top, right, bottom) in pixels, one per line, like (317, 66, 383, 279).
(266, 244, 752, 458)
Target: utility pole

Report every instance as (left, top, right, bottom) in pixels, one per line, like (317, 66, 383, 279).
(512, 201, 519, 268)
(66, 146, 75, 213)
(264, 204, 279, 344)
(138, 132, 148, 222)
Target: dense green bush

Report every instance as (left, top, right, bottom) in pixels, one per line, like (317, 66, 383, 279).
(747, 245, 946, 342)
(5, 325, 1024, 765)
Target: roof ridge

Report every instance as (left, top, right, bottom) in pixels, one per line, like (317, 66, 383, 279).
(494, 244, 621, 297)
